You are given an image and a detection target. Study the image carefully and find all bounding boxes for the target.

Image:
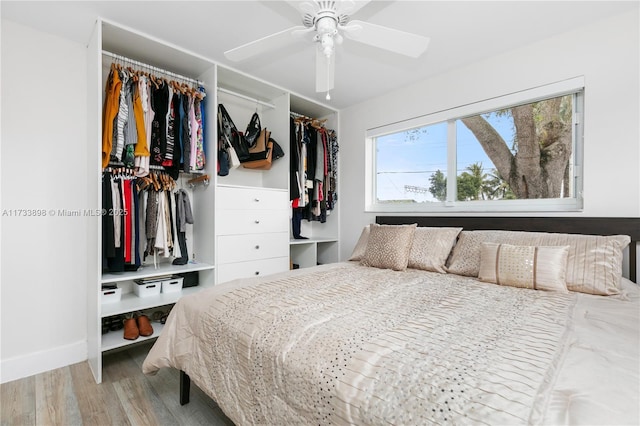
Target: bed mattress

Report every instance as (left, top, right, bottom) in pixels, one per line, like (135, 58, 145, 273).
(143, 262, 639, 425)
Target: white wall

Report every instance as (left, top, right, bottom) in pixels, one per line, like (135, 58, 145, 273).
(338, 10, 640, 261)
(1, 20, 88, 382)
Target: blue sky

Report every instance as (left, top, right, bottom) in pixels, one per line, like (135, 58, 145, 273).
(376, 112, 515, 201)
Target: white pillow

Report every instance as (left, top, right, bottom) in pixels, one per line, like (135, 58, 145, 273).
(478, 243, 570, 292)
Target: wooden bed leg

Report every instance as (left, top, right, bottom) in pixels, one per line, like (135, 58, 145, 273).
(180, 370, 191, 405)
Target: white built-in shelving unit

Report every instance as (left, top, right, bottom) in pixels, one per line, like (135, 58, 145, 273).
(87, 18, 340, 383)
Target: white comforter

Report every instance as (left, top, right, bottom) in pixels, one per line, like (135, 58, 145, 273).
(142, 262, 639, 425)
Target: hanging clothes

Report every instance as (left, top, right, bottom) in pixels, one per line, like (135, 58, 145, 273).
(102, 167, 192, 272)
(102, 60, 207, 178)
(289, 117, 301, 201)
(102, 173, 140, 272)
(101, 57, 204, 272)
(289, 114, 339, 226)
(132, 76, 149, 158)
(173, 189, 194, 265)
(150, 80, 169, 166)
(102, 64, 122, 168)
(194, 96, 206, 170)
(135, 75, 154, 177)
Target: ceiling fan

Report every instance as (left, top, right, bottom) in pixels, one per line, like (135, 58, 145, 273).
(224, 0, 430, 100)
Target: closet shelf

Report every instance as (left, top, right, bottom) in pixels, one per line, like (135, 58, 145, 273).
(101, 285, 204, 317)
(101, 261, 214, 284)
(101, 322, 165, 352)
(289, 237, 338, 245)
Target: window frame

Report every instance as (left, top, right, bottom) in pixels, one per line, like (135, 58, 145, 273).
(365, 77, 585, 213)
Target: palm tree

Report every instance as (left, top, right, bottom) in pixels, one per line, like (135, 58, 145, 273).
(485, 169, 516, 200)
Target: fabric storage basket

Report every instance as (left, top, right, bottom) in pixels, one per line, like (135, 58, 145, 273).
(101, 287, 122, 304)
(133, 279, 162, 298)
(162, 276, 184, 293)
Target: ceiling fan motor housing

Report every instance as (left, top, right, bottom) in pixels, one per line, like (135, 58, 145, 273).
(305, 0, 350, 57)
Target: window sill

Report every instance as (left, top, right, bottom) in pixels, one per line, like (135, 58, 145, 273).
(366, 198, 583, 214)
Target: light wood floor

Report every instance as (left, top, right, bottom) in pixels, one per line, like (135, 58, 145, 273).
(1, 341, 235, 426)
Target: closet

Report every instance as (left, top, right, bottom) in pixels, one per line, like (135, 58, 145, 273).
(86, 19, 339, 383)
(288, 96, 340, 269)
(88, 20, 217, 384)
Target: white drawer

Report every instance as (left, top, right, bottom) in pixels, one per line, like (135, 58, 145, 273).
(217, 232, 289, 264)
(217, 210, 288, 235)
(217, 257, 289, 284)
(217, 186, 288, 211)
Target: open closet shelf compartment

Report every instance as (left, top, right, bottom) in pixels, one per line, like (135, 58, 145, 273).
(101, 285, 203, 318)
(102, 322, 166, 352)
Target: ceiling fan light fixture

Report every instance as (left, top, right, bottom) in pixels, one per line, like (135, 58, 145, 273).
(320, 32, 335, 57)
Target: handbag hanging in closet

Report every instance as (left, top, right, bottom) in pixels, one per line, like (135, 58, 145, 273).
(218, 104, 250, 161)
(242, 133, 285, 170)
(244, 128, 271, 162)
(242, 138, 274, 170)
(244, 112, 261, 147)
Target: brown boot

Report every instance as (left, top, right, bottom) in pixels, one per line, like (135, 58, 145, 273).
(137, 314, 154, 337)
(123, 317, 139, 340)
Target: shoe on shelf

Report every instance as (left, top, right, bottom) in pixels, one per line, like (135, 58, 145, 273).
(123, 317, 139, 340)
(137, 314, 154, 337)
(109, 315, 124, 332)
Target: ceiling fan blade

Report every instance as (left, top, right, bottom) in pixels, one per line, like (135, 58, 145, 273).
(291, 26, 316, 39)
(284, 1, 317, 15)
(224, 26, 306, 62)
(315, 49, 335, 93)
(342, 20, 430, 58)
(336, 0, 371, 16)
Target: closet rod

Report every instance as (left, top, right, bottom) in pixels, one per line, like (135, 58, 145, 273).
(290, 111, 326, 121)
(290, 111, 328, 127)
(290, 111, 312, 119)
(217, 87, 275, 109)
(102, 50, 203, 86)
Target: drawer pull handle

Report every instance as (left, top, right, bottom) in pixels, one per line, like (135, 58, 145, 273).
(254, 198, 260, 202)
(255, 271, 260, 275)
(255, 245, 260, 249)
(254, 220, 260, 224)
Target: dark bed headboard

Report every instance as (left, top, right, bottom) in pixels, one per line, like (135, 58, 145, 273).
(376, 216, 640, 283)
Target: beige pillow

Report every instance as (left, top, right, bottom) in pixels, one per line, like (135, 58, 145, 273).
(408, 227, 462, 273)
(446, 230, 631, 295)
(361, 224, 417, 271)
(479, 243, 570, 292)
(349, 225, 371, 261)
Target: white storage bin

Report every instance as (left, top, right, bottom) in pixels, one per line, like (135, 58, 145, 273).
(133, 279, 162, 298)
(101, 287, 122, 304)
(162, 276, 184, 293)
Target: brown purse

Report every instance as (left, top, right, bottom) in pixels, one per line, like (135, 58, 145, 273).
(242, 138, 274, 170)
(247, 129, 270, 158)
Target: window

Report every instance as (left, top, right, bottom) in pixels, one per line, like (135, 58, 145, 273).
(366, 78, 584, 212)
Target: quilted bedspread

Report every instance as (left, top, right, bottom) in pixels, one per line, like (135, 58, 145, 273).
(142, 262, 639, 425)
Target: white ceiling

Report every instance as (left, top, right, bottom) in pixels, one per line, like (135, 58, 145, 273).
(2, 1, 637, 109)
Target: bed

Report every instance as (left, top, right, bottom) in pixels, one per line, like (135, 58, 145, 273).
(142, 216, 640, 425)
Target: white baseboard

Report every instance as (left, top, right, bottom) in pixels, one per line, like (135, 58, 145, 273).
(1, 340, 87, 384)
